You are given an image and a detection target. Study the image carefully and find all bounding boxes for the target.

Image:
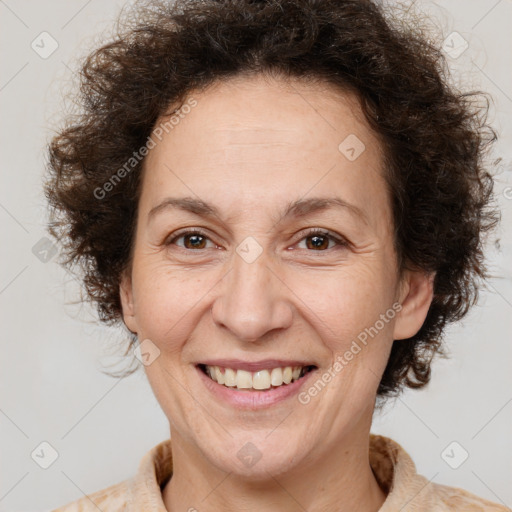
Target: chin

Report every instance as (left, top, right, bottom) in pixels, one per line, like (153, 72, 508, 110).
(203, 430, 306, 480)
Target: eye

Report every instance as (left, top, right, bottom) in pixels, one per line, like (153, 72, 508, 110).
(165, 229, 217, 250)
(294, 229, 348, 252)
(165, 228, 349, 253)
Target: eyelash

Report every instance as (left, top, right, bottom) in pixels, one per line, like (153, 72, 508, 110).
(165, 228, 348, 253)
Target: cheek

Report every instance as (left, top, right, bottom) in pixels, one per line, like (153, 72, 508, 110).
(132, 264, 208, 344)
(292, 267, 397, 387)
(294, 262, 395, 332)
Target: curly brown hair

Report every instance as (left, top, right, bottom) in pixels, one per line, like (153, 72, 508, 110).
(44, 0, 499, 398)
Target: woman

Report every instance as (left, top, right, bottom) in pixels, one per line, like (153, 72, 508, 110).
(45, 0, 505, 510)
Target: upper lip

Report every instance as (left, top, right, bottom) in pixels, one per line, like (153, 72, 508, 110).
(198, 359, 317, 372)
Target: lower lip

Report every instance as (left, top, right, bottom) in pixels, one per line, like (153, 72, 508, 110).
(196, 366, 317, 409)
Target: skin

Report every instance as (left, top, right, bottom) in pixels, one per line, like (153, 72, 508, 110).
(119, 73, 435, 512)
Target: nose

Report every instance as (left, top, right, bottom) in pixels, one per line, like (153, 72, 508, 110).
(210, 247, 293, 343)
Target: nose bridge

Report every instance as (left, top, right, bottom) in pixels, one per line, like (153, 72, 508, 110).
(211, 243, 292, 341)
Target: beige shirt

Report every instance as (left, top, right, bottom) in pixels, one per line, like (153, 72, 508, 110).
(52, 434, 508, 511)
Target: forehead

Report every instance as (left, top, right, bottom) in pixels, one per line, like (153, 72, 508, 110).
(139, 74, 390, 232)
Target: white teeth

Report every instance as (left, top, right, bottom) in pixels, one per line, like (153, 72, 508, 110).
(252, 370, 271, 390)
(214, 366, 225, 385)
(224, 367, 237, 387)
(204, 365, 309, 390)
(236, 369, 252, 389)
(270, 367, 283, 386)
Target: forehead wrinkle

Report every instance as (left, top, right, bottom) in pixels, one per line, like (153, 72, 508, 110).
(147, 195, 369, 228)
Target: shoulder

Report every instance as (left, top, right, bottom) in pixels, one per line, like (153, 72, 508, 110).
(51, 438, 173, 512)
(51, 478, 131, 512)
(369, 434, 509, 511)
(429, 481, 509, 511)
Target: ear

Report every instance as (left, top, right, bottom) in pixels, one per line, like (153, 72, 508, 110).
(393, 269, 435, 340)
(119, 268, 138, 334)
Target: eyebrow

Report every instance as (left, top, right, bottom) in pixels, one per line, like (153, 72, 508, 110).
(147, 196, 369, 226)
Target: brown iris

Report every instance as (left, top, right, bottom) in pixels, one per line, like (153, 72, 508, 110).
(305, 234, 330, 251)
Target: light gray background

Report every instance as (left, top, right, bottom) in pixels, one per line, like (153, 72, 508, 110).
(1, 1, 511, 510)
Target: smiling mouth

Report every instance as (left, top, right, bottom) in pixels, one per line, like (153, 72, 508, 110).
(198, 364, 317, 391)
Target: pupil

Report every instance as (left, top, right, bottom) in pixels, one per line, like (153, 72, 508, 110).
(308, 235, 327, 250)
(187, 234, 204, 249)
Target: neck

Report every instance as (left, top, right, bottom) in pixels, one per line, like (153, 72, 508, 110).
(162, 427, 387, 512)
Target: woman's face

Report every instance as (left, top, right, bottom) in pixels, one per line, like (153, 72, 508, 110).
(120, 74, 432, 478)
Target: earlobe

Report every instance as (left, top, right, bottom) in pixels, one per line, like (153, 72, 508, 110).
(393, 269, 435, 340)
(119, 270, 138, 334)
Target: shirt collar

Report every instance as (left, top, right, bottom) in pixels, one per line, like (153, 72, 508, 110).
(127, 434, 432, 511)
